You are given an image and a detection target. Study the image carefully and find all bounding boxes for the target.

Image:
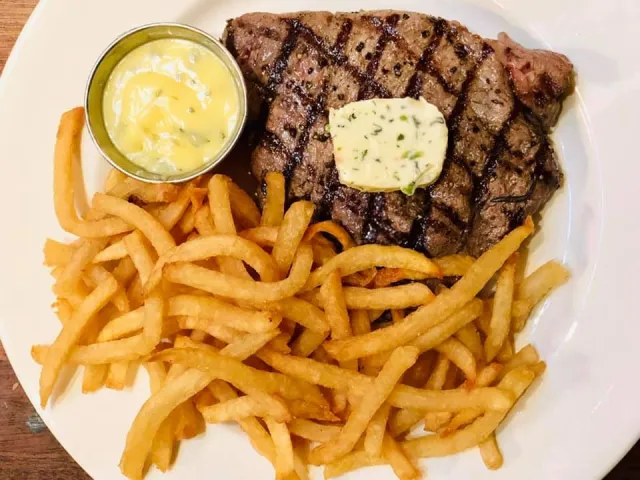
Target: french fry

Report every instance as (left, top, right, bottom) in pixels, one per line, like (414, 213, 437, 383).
(290, 329, 328, 358)
(92, 239, 129, 263)
(201, 393, 290, 423)
(433, 255, 475, 277)
(423, 354, 452, 433)
(266, 297, 329, 333)
(272, 200, 315, 275)
(304, 245, 441, 291)
(163, 243, 313, 303)
(341, 284, 434, 310)
(454, 323, 484, 361)
(120, 368, 214, 479)
(324, 219, 534, 362)
(39, 277, 118, 406)
(309, 346, 419, 465)
(43, 239, 76, 267)
(220, 330, 281, 361)
(93, 193, 176, 255)
(160, 234, 280, 281)
(151, 348, 327, 406)
(106, 361, 131, 390)
(479, 433, 503, 470)
(261, 172, 286, 227)
(324, 450, 384, 479)
(440, 363, 503, 436)
(496, 344, 540, 381)
(169, 295, 281, 333)
(512, 261, 570, 331)
(402, 367, 535, 459)
(227, 180, 261, 229)
(239, 226, 279, 247)
(288, 419, 341, 443)
(53, 108, 132, 238)
(485, 255, 517, 362)
(364, 402, 391, 457)
(435, 338, 477, 382)
(123, 230, 156, 286)
(54, 239, 108, 297)
(371, 268, 430, 288)
(266, 418, 295, 479)
(383, 433, 421, 480)
(194, 204, 216, 237)
(258, 348, 511, 412)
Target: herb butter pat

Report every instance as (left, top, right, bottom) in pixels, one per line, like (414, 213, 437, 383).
(328, 97, 448, 195)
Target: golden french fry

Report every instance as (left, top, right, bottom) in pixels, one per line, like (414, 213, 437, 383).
(92, 240, 129, 263)
(321, 271, 358, 377)
(383, 433, 421, 480)
(54, 108, 132, 238)
(169, 295, 281, 333)
(512, 261, 570, 331)
(162, 234, 279, 281)
(123, 230, 156, 286)
(364, 402, 391, 457)
(163, 243, 312, 303)
(239, 226, 279, 247)
(194, 204, 216, 236)
(208, 379, 277, 464)
(288, 419, 341, 443)
(305, 245, 441, 292)
(286, 398, 340, 423)
(93, 193, 176, 255)
(261, 172, 286, 227)
(324, 450, 384, 479)
(402, 366, 535, 459)
(43, 239, 76, 267)
(220, 330, 281, 361)
(479, 433, 503, 470)
(272, 200, 315, 275)
(324, 219, 534, 362)
(157, 182, 207, 231)
(201, 393, 290, 423)
(227, 180, 261, 229)
(120, 369, 214, 479)
(434, 255, 475, 277)
(39, 277, 118, 406)
(106, 361, 131, 390)
(291, 329, 328, 358)
(485, 255, 517, 362)
(309, 346, 419, 465)
(454, 322, 484, 361)
(422, 354, 452, 433)
(151, 348, 327, 406)
(258, 348, 511, 412)
(266, 418, 295, 478)
(496, 344, 540, 381)
(54, 239, 108, 297)
(265, 297, 329, 334)
(436, 338, 477, 382)
(86, 264, 130, 313)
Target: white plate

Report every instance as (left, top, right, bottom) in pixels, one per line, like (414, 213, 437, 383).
(0, 0, 638, 479)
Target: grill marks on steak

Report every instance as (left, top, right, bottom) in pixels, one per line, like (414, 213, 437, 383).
(225, 10, 573, 256)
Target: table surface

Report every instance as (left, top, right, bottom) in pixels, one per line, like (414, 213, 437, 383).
(0, 1, 638, 479)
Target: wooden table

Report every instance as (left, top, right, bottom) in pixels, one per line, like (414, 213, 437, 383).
(0, 1, 638, 479)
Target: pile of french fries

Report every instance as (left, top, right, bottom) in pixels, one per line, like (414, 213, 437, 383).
(34, 107, 570, 480)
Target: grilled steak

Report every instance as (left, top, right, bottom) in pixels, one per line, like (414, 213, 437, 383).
(223, 10, 574, 257)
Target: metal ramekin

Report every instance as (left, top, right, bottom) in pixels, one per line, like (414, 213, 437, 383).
(84, 23, 248, 184)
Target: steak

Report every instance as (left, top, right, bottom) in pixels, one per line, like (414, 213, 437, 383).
(223, 10, 574, 257)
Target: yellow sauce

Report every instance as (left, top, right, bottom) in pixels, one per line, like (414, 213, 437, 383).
(103, 38, 240, 176)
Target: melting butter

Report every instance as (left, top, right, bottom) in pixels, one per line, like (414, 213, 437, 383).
(329, 97, 448, 194)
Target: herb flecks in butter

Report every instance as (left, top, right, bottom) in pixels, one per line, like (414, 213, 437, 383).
(329, 97, 448, 194)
